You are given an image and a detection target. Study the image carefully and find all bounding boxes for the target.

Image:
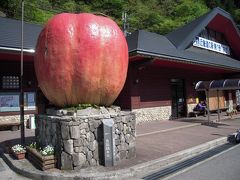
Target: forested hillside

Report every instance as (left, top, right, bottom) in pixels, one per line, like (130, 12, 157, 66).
(0, 0, 239, 35)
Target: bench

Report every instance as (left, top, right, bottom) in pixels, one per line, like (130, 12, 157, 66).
(189, 110, 206, 117)
(0, 121, 21, 131)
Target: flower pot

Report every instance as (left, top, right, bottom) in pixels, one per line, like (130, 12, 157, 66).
(12, 151, 26, 160)
(26, 147, 56, 170)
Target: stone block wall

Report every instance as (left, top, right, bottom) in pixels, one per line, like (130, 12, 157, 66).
(0, 114, 31, 126)
(132, 106, 171, 124)
(187, 103, 197, 114)
(35, 106, 136, 170)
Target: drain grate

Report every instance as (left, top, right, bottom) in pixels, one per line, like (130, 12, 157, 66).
(143, 143, 235, 180)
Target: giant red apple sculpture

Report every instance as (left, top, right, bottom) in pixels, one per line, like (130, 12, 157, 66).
(34, 13, 128, 107)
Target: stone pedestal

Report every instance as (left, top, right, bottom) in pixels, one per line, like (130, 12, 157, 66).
(35, 106, 136, 170)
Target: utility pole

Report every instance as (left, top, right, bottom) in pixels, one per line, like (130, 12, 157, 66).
(20, 0, 25, 145)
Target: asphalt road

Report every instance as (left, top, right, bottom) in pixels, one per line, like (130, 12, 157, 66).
(166, 144, 240, 180)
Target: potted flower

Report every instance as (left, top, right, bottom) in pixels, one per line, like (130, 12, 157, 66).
(26, 143, 56, 170)
(40, 145, 54, 156)
(11, 144, 26, 160)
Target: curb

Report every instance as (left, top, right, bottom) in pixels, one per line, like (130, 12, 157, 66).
(1, 136, 229, 180)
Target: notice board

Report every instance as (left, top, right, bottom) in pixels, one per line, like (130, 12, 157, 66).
(209, 90, 226, 111)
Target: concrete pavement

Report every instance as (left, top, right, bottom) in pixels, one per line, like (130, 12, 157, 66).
(0, 149, 31, 180)
(0, 112, 240, 179)
(0, 129, 34, 180)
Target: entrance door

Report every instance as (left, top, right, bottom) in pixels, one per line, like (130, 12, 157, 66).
(171, 79, 186, 119)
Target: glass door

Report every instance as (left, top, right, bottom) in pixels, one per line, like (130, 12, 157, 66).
(171, 79, 186, 119)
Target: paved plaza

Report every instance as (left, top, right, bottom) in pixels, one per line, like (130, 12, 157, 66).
(0, 112, 240, 179)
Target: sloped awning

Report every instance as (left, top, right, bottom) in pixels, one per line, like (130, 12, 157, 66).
(195, 79, 240, 91)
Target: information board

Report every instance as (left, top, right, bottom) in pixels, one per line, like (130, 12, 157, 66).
(0, 93, 19, 112)
(0, 92, 36, 112)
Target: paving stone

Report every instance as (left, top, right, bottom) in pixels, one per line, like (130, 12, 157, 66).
(93, 149, 99, 160)
(86, 132, 95, 142)
(61, 152, 73, 170)
(127, 147, 136, 159)
(79, 123, 88, 130)
(63, 139, 73, 154)
(61, 125, 70, 140)
(70, 126, 80, 139)
(89, 158, 97, 166)
(86, 151, 93, 161)
(72, 153, 86, 167)
(73, 139, 84, 147)
(89, 140, 98, 151)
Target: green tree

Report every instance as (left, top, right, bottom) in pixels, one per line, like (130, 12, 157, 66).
(174, 0, 209, 24)
(0, 0, 238, 33)
(205, 0, 221, 9)
(233, 9, 240, 25)
(0, 0, 21, 19)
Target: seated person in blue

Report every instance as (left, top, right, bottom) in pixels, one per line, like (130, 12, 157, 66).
(195, 101, 207, 116)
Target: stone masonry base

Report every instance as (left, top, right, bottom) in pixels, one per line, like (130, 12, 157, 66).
(132, 106, 171, 124)
(0, 114, 31, 127)
(35, 106, 136, 170)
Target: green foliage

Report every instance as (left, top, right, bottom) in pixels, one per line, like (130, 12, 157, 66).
(28, 142, 54, 156)
(175, 0, 208, 21)
(64, 103, 99, 111)
(29, 142, 37, 149)
(40, 145, 54, 156)
(234, 9, 240, 25)
(0, 0, 239, 34)
(12, 144, 26, 153)
(205, 0, 221, 9)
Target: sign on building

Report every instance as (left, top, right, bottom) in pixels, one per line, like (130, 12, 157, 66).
(193, 36, 230, 55)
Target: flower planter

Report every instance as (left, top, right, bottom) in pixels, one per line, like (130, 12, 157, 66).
(12, 151, 26, 160)
(26, 147, 56, 170)
(11, 144, 26, 160)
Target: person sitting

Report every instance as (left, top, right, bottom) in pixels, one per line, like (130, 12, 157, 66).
(195, 101, 207, 116)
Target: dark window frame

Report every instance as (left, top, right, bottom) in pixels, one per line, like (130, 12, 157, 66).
(1, 75, 20, 90)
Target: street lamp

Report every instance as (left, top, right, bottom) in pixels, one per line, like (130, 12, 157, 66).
(20, 0, 25, 145)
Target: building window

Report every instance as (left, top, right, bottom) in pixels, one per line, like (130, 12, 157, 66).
(2, 76, 19, 89)
(199, 28, 226, 44)
(208, 29, 216, 41)
(215, 31, 223, 44)
(201, 28, 208, 39)
(196, 28, 232, 56)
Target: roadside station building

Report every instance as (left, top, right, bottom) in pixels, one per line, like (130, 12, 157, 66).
(0, 7, 240, 125)
(116, 7, 240, 123)
(0, 17, 42, 127)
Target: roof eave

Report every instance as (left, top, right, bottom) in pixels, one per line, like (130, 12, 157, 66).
(132, 50, 240, 72)
(0, 46, 35, 54)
